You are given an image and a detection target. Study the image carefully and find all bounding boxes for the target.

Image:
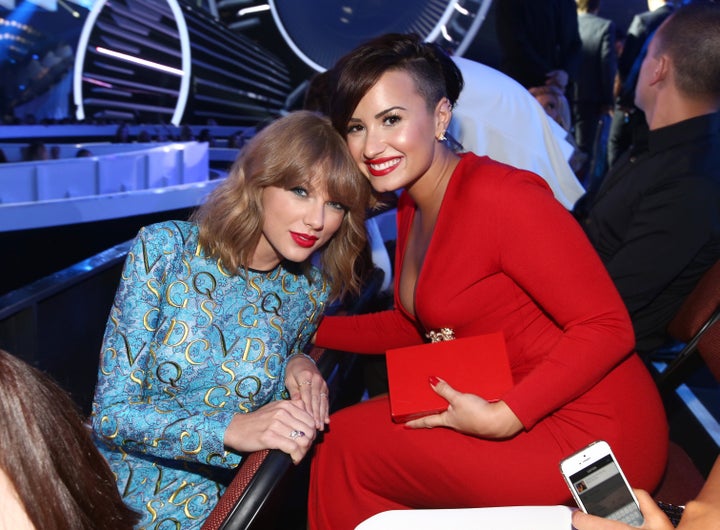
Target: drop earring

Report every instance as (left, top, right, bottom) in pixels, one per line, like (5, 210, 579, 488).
(437, 131, 447, 142)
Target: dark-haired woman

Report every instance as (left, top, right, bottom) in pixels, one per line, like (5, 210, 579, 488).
(307, 34, 668, 529)
(0, 348, 140, 530)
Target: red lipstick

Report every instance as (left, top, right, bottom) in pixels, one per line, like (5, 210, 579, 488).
(290, 232, 318, 248)
(364, 156, 401, 177)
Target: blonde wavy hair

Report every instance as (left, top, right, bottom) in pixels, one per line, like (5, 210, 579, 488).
(191, 110, 373, 301)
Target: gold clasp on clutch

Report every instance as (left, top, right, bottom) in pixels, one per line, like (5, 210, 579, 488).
(425, 327, 455, 343)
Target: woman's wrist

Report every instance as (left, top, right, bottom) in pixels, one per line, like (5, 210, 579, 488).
(286, 352, 316, 368)
(281, 352, 317, 392)
(489, 400, 523, 438)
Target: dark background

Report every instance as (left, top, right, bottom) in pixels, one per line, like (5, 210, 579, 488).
(0, 0, 651, 116)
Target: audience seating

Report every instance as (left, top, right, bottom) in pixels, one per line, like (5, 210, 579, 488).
(649, 259, 720, 505)
(0, 141, 161, 162)
(0, 141, 208, 204)
(655, 259, 720, 389)
(0, 142, 214, 232)
(0, 163, 36, 203)
(36, 158, 98, 199)
(0, 241, 132, 415)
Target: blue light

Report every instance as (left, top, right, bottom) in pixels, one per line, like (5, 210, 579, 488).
(9, 0, 36, 26)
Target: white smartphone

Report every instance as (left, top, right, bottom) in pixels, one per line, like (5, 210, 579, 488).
(559, 440, 644, 526)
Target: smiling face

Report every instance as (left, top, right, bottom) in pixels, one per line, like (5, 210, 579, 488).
(251, 177, 346, 270)
(344, 69, 450, 193)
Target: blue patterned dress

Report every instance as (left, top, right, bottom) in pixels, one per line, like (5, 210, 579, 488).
(91, 221, 329, 529)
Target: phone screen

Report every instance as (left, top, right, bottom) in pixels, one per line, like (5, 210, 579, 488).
(568, 453, 644, 526)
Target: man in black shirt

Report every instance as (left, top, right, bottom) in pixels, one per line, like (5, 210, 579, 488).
(577, 2, 720, 354)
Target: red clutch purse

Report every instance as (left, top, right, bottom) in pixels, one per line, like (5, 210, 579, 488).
(385, 330, 513, 423)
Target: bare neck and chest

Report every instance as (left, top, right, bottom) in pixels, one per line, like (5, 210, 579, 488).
(398, 155, 460, 317)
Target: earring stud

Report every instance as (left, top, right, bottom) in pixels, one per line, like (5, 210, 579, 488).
(437, 131, 447, 142)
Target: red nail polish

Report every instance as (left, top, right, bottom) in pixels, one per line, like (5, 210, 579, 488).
(429, 375, 440, 386)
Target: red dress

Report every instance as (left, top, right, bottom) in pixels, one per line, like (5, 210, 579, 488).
(308, 153, 668, 530)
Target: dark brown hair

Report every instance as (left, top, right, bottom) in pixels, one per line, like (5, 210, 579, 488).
(329, 33, 464, 136)
(0, 349, 139, 530)
(191, 110, 373, 301)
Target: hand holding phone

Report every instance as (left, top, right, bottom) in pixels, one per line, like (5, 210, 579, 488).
(559, 440, 644, 526)
(572, 489, 686, 529)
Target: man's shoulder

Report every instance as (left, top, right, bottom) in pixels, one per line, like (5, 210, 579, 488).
(580, 12, 613, 26)
(637, 5, 674, 33)
(625, 136, 720, 192)
(579, 13, 615, 39)
(655, 114, 720, 171)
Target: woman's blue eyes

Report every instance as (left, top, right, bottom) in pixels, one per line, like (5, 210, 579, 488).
(327, 201, 347, 211)
(290, 187, 346, 211)
(291, 187, 308, 197)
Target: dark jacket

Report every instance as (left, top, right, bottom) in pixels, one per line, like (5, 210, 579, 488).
(573, 12, 616, 107)
(495, 0, 582, 88)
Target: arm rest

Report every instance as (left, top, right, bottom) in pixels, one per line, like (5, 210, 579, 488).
(201, 449, 292, 530)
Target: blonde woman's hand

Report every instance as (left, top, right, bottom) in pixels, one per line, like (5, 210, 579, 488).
(285, 354, 330, 430)
(403, 376, 523, 438)
(224, 399, 316, 464)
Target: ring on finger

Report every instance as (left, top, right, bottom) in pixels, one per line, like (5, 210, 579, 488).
(319, 392, 328, 398)
(299, 380, 312, 386)
(289, 430, 306, 439)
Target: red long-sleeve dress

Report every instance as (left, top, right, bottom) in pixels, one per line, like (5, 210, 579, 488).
(308, 153, 668, 530)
